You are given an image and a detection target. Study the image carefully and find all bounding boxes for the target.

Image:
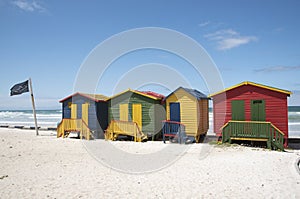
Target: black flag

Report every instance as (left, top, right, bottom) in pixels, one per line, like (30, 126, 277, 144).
(10, 80, 29, 96)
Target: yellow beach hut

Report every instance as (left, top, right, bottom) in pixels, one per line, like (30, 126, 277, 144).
(164, 87, 210, 142)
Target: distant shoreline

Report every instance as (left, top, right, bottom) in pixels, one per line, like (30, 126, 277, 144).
(0, 125, 57, 131)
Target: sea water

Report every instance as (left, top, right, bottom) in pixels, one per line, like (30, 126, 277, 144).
(0, 110, 62, 127)
(0, 107, 299, 137)
(288, 106, 300, 138)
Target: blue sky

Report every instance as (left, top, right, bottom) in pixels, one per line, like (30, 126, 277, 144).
(0, 0, 299, 109)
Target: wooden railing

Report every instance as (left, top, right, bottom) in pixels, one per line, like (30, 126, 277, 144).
(162, 120, 187, 144)
(221, 120, 284, 150)
(105, 120, 147, 142)
(57, 119, 93, 140)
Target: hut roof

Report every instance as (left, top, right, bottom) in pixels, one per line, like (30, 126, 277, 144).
(165, 87, 209, 100)
(139, 91, 165, 99)
(59, 92, 108, 103)
(106, 89, 164, 101)
(208, 81, 292, 97)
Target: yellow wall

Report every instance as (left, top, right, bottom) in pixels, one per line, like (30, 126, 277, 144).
(166, 88, 199, 137)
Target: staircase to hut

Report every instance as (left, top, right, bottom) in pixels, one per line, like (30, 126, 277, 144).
(57, 119, 93, 140)
(221, 120, 285, 150)
(104, 120, 147, 142)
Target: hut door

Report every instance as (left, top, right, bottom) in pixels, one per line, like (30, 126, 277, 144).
(231, 100, 245, 120)
(119, 104, 128, 121)
(71, 104, 77, 119)
(132, 104, 142, 129)
(64, 102, 72, 119)
(251, 100, 266, 121)
(170, 102, 181, 122)
(82, 103, 89, 124)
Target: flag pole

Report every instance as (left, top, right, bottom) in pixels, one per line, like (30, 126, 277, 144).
(29, 78, 39, 136)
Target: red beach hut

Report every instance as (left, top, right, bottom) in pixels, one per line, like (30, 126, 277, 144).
(209, 81, 291, 149)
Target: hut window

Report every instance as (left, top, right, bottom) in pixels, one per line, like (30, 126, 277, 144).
(253, 100, 263, 104)
(68, 102, 72, 108)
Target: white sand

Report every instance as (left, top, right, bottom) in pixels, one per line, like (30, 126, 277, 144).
(0, 128, 300, 198)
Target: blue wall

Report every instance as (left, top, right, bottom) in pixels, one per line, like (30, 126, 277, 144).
(61, 95, 108, 139)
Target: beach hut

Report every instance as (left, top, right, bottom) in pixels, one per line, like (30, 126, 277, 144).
(105, 89, 165, 141)
(57, 92, 108, 139)
(209, 81, 291, 149)
(163, 87, 210, 143)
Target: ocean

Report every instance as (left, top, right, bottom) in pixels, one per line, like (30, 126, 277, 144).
(0, 110, 62, 128)
(288, 106, 300, 138)
(0, 107, 299, 137)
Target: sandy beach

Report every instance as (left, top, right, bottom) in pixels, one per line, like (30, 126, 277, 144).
(0, 128, 299, 198)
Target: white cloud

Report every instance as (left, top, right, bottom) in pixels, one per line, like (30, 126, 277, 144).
(204, 29, 257, 50)
(198, 21, 210, 27)
(205, 29, 238, 39)
(12, 0, 45, 12)
(255, 65, 300, 73)
(218, 36, 257, 50)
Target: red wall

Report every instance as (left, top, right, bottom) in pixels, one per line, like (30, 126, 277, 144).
(213, 85, 289, 146)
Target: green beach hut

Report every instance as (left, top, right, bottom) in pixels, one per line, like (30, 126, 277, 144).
(106, 89, 165, 141)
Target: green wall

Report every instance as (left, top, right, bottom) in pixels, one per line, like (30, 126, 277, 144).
(108, 92, 165, 137)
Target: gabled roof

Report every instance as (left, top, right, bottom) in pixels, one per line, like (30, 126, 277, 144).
(165, 87, 209, 100)
(106, 89, 164, 101)
(139, 91, 165, 99)
(59, 92, 108, 103)
(208, 81, 292, 97)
